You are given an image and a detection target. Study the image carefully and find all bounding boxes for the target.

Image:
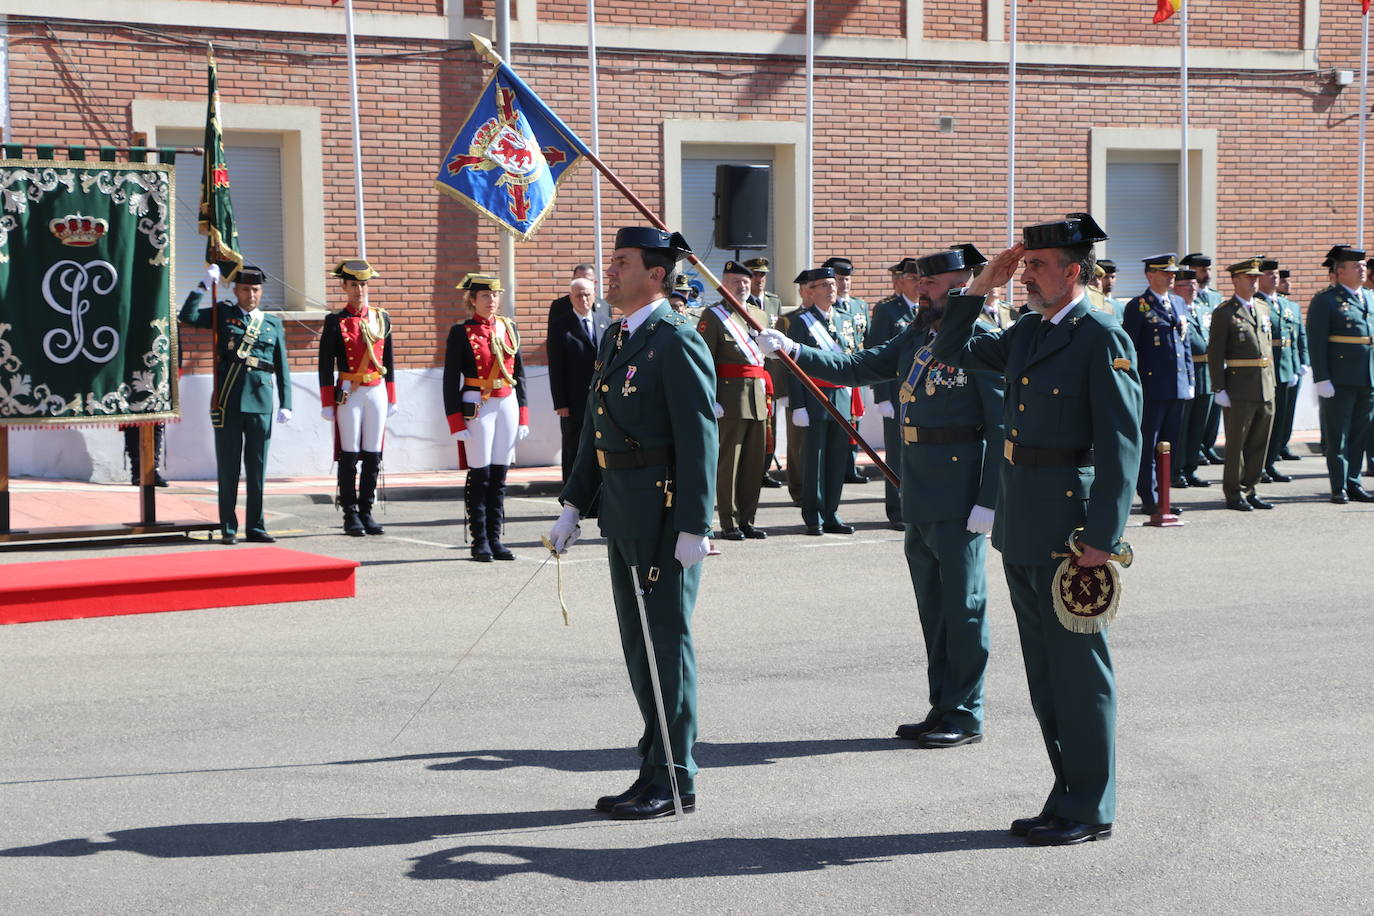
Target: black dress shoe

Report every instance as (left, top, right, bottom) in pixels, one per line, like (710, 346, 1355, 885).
(245, 532, 277, 543)
(490, 543, 516, 561)
(1027, 819, 1112, 846)
(595, 777, 650, 813)
(1183, 474, 1211, 487)
(1226, 498, 1253, 512)
(821, 522, 855, 535)
(1010, 814, 1058, 837)
(471, 546, 493, 562)
(804, 525, 823, 536)
(1332, 492, 1350, 505)
(1279, 448, 1302, 461)
(760, 475, 782, 489)
(843, 472, 870, 484)
(1204, 448, 1224, 463)
(1172, 476, 1190, 489)
(1246, 493, 1274, 510)
(719, 528, 745, 541)
(1265, 467, 1293, 483)
(1258, 471, 1273, 484)
(916, 724, 984, 749)
(220, 534, 238, 545)
(610, 784, 695, 820)
(740, 523, 768, 539)
(894, 720, 938, 740)
(1348, 485, 1374, 502)
(154, 473, 170, 488)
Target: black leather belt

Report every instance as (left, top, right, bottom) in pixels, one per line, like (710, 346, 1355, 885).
(596, 446, 673, 470)
(233, 355, 275, 372)
(902, 425, 982, 444)
(1004, 441, 1093, 467)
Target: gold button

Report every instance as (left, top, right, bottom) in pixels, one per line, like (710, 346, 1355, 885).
(1018, 404, 1025, 412)
(597, 407, 604, 415)
(595, 431, 602, 438)
(1052, 387, 1060, 395)
(1065, 490, 1073, 497)
(601, 384, 609, 392)
(951, 456, 959, 462)
(1021, 376, 1029, 385)
(1011, 428, 1018, 437)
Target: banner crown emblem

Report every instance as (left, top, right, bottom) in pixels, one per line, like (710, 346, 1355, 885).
(49, 214, 109, 247)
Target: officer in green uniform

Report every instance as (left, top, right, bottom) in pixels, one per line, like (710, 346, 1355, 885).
(745, 256, 785, 490)
(180, 264, 293, 544)
(1256, 258, 1302, 483)
(826, 257, 871, 485)
(781, 272, 814, 505)
(1209, 258, 1278, 511)
(784, 267, 865, 534)
(930, 215, 1143, 846)
(759, 243, 1004, 748)
(1306, 245, 1374, 503)
(1276, 269, 1311, 463)
(866, 257, 922, 529)
(547, 227, 718, 819)
(1172, 268, 1213, 488)
(1182, 253, 1225, 464)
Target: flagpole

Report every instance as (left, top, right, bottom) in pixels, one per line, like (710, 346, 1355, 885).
(496, 1, 516, 313)
(1179, 0, 1190, 253)
(805, 0, 814, 266)
(1361, 8, 1369, 247)
(343, 0, 367, 256)
(587, 0, 604, 297)
(1006, 0, 1018, 310)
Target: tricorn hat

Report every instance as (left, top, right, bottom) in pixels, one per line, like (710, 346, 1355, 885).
(822, 257, 854, 276)
(458, 273, 503, 292)
(235, 265, 266, 286)
(915, 243, 987, 278)
(614, 227, 692, 258)
(1022, 212, 1108, 250)
(332, 258, 378, 281)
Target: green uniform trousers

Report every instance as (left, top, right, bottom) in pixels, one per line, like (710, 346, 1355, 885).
(1004, 560, 1116, 825)
(607, 533, 700, 793)
(716, 416, 766, 530)
(1221, 399, 1274, 500)
(881, 416, 903, 524)
(214, 410, 272, 538)
(801, 420, 849, 527)
(1266, 382, 1299, 468)
(903, 520, 989, 732)
(1319, 384, 1374, 493)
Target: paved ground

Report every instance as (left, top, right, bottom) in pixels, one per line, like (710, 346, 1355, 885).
(2, 452, 1372, 914)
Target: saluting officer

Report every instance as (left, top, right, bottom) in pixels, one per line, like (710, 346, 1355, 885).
(547, 228, 718, 820)
(697, 261, 771, 540)
(1172, 268, 1213, 489)
(179, 264, 293, 544)
(1256, 258, 1302, 484)
(759, 243, 1004, 749)
(1182, 253, 1225, 464)
(1208, 257, 1277, 512)
(1306, 245, 1374, 503)
(784, 266, 865, 534)
(318, 258, 396, 537)
(866, 257, 922, 530)
(931, 214, 1143, 847)
(1123, 253, 1193, 515)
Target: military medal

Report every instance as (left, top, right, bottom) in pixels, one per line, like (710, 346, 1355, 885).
(622, 365, 638, 397)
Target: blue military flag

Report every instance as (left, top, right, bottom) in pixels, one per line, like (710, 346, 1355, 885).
(435, 36, 592, 241)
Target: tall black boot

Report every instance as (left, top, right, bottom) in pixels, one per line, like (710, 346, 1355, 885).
(124, 427, 140, 485)
(124, 425, 169, 486)
(486, 464, 514, 560)
(466, 467, 492, 561)
(358, 451, 385, 535)
(338, 451, 365, 537)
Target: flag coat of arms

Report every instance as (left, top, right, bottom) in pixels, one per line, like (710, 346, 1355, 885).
(435, 37, 591, 241)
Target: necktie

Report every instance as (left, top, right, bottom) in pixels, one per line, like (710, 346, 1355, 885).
(583, 316, 593, 343)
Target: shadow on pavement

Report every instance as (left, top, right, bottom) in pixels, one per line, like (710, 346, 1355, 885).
(407, 829, 1023, 882)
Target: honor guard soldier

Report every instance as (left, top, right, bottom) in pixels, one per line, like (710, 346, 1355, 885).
(826, 257, 871, 484)
(781, 272, 815, 505)
(1123, 253, 1193, 514)
(1208, 258, 1278, 511)
(1274, 268, 1311, 463)
(547, 227, 718, 819)
(1255, 259, 1302, 483)
(746, 257, 786, 489)
(784, 266, 865, 534)
(1306, 246, 1374, 503)
(1182, 253, 1225, 464)
(1172, 269, 1212, 488)
(180, 264, 293, 544)
(867, 257, 922, 529)
(929, 215, 1143, 846)
(319, 259, 395, 537)
(443, 274, 530, 561)
(698, 261, 771, 540)
(759, 243, 1004, 748)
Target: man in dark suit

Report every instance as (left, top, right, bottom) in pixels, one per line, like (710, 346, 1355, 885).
(546, 277, 611, 482)
(546, 264, 597, 327)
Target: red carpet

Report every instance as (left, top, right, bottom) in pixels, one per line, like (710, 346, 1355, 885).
(0, 547, 359, 625)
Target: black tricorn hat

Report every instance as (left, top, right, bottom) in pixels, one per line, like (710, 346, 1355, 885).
(1022, 212, 1108, 250)
(1278, 269, 1291, 279)
(915, 243, 987, 278)
(1097, 258, 1118, 274)
(1323, 244, 1353, 268)
(1259, 258, 1280, 272)
(822, 257, 854, 275)
(235, 265, 266, 286)
(332, 258, 378, 281)
(1180, 252, 1212, 267)
(800, 267, 836, 283)
(1174, 268, 1198, 281)
(614, 227, 692, 257)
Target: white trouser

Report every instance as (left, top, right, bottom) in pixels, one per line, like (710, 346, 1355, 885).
(461, 389, 518, 468)
(337, 380, 387, 452)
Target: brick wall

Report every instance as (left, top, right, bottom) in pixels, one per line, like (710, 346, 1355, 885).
(924, 0, 983, 42)
(1007, 0, 1303, 50)
(539, 0, 906, 38)
(213, 0, 443, 13)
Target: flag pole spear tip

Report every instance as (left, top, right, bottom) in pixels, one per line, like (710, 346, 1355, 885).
(470, 33, 503, 68)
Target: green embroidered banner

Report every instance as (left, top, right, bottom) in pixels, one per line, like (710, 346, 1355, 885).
(0, 159, 178, 426)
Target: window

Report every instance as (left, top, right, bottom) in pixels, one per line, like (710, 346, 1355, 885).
(1105, 158, 1178, 279)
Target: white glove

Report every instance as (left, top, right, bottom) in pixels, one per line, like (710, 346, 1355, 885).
(1213, 390, 1231, 408)
(674, 531, 711, 570)
(1316, 379, 1336, 398)
(202, 264, 221, 288)
(1186, 386, 1195, 400)
(517, 424, 530, 441)
(453, 428, 471, 441)
(966, 504, 995, 535)
(793, 407, 810, 428)
(321, 406, 335, 422)
(757, 329, 797, 359)
(547, 505, 581, 555)
(276, 408, 292, 424)
(387, 403, 399, 418)
(876, 401, 895, 419)
(713, 402, 725, 419)
(1287, 377, 1299, 388)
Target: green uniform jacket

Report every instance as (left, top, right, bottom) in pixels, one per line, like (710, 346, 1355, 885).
(770, 305, 805, 401)
(1185, 301, 1213, 396)
(865, 294, 918, 405)
(697, 301, 769, 421)
(561, 301, 718, 539)
(783, 304, 864, 421)
(933, 294, 1143, 564)
(1262, 293, 1304, 385)
(793, 318, 1005, 522)
(1207, 297, 1276, 401)
(759, 291, 783, 327)
(1307, 284, 1374, 386)
(1197, 287, 1224, 309)
(179, 287, 292, 414)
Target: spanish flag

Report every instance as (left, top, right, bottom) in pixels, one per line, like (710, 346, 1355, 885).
(1154, 0, 1181, 23)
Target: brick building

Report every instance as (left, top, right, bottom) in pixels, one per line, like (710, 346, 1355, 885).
(0, 1, 1361, 478)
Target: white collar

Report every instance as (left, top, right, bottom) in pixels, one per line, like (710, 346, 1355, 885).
(901, 294, 920, 311)
(1047, 294, 1084, 326)
(1235, 295, 1254, 308)
(620, 299, 664, 337)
